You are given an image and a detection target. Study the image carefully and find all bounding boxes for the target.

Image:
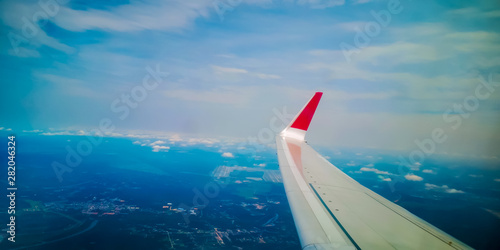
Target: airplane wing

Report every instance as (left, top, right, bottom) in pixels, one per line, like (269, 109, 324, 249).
(276, 92, 472, 250)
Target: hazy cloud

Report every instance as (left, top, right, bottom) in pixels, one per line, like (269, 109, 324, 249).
(222, 152, 235, 158)
(405, 174, 423, 181)
(360, 167, 391, 175)
(425, 183, 465, 194)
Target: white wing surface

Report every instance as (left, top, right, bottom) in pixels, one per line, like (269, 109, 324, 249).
(276, 92, 472, 250)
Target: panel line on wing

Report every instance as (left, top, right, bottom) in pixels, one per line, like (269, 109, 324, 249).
(309, 183, 361, 250)
(279, 137, 353, 247)
(365, 192, 462, 250)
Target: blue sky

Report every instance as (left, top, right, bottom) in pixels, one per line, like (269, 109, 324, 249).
(1, 0, 500, 157)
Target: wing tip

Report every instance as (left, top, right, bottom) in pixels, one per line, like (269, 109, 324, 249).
(280, 92, 323, 141)
(290, 91, 323, 131)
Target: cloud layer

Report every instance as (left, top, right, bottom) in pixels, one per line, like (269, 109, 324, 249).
(1, 0, 499, 159)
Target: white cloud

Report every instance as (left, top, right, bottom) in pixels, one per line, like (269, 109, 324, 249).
(360, 167, 391, 175)
(425, 183, 465, 194)
(446, 188, 465, 194)
(255, 73, 281, 79)
(8, 48, 40, 58)
(164, 86, 256, 104)
(447, 7, 500, 19)
(331, 89, 398, 101)
(355, 42, 446, 65)
(405, 174, 423, 181)
(1, 2, 76, 55)
(351, 0, 373, 4)
(277, 86, 398, 102)
(334, 21, 365, 31)
(187, 138, 219, 145)
(308, 49, 344, 57)
(212, 65, 248, 74)
(468, 174, 483, 178)
(3, 0, 499, 160)
(42, 131, 78, 136)
(308, 42, 445, 66)
(150, 140, 167, 146)
(126, 133, 227, 148)
(381, 177, 392, 182)
(152, 145, 170, 152)
(51, 1, 212, 32)
(303, 22, 500, 102)
(298, 0, 345, 9)
(22, 129, 42, 133)
(169, 134, 183, 142)
(36, 73, 104, 98)
(254, 163, 266, 167)
(216, 54, 237, 59)
(222, 152, 234, 158)
(485, 10, 500, 18)
(211, 65, 281, 80)
(244, 0, 345, 8)
(422, 169, 434, 174)
(302, 59, 476, 102)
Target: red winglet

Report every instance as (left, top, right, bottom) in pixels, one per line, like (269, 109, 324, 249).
(290, 92, 323, 131)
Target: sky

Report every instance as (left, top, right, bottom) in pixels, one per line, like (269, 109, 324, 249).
(1, 0, 500, 157)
